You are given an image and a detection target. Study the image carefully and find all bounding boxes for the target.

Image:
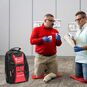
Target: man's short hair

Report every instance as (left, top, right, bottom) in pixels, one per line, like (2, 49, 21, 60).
(75, 11, 86, 18)
(44, 14, 54, 18)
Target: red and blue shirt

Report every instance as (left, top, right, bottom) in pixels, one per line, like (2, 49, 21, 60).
(30, 24, 62, 56)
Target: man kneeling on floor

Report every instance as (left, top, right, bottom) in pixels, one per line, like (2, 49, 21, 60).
(30, 14, 62, 82)
(70, 11, 87, 83)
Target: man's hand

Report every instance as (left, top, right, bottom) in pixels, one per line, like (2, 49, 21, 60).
(42, 36, 52, 42)
(74, 46, 84, 52)
(56, 34, 61, 40)
(68, 33, 76, 45)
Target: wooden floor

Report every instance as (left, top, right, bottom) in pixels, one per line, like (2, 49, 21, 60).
(0, 56, 87, 87)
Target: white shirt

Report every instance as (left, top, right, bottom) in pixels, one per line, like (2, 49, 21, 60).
(75, 23, 87, 63)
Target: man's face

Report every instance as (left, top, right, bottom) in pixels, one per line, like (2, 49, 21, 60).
(44, 16, 55, 28)
(75, 14, 86, 28)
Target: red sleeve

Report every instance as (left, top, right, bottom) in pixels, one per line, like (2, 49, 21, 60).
(30, 27, 43, 45)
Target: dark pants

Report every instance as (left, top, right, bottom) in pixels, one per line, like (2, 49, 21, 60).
(75, 62, 87, 80)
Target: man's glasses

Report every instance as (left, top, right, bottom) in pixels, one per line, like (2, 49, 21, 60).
(75, 17, 84, 22)
(46, 19, 55, 22)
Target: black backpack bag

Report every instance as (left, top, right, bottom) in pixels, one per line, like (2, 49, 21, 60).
(5, 47, 29, 84)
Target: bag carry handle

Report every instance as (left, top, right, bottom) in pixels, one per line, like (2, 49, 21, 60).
(10, 47, 21, 51)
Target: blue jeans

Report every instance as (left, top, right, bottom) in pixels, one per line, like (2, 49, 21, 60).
(75, 62, 87, 80)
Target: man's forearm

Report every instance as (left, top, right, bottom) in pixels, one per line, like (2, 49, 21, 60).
(72, 39, 76, 45)
(82, 45, 87, 50)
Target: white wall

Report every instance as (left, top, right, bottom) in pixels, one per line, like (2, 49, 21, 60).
(0, 0, 87, 56)
(33, 0, 55, 21)
(0, 0, 9, 55)
(56, 0, 80, 56)
(81, 0, 87, 12)
(10, 0, 32, 55)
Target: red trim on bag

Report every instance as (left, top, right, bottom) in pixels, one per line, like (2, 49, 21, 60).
(12, 54, 24, 65)
(12, 54, 26, 83)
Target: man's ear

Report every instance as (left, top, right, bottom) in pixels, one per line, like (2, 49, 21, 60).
(86, 16, 87, 20)
(44, 19, 47, 22)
